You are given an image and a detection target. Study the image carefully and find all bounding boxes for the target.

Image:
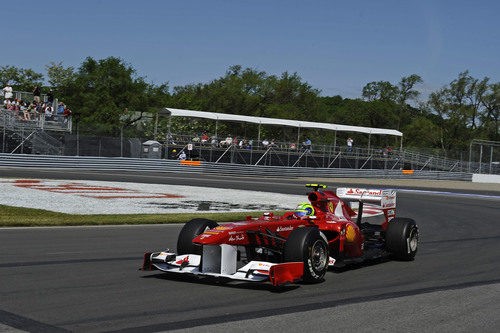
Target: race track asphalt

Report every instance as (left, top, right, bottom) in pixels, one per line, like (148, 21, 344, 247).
(0, 168, 499, 332)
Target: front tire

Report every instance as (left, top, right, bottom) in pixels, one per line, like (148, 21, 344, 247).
(284, 227, 329, 283)
(177, 218, 219, 255)
(385, 217, 418, 260)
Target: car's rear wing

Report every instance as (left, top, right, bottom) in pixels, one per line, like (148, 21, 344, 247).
(336, 188, 396, 224)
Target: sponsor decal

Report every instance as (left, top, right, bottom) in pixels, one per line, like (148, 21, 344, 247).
(175, 256, 189, 265)
(328, 201, 334, 212)
(228, 234, 245, 241)
(228, 231, 244, 235)
(215, 226, 230, 230)
(199, 234, 211, 239)
(5, 179, 183, 200)
(345, 188, 382, 196)
(345, 225, 356, 242)
(276, 226, 294, 232)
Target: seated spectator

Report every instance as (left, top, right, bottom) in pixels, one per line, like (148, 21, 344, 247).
(247, 140, 253, 149)
(45, 103, 54, 118)
(178, 150, 187, 161)
(57, 102, 65, 114)
(63, 107, 72, 122)
(303, 138, 312, 151)
(239, 139, 244, 149)
(269, 139, 277, 147)
(289, 143, 296, 150)
(211, 136, 218, 147)
(262, 138, 269, 148)
(201, 134, 209, 143)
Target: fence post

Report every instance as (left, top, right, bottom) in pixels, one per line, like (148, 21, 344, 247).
(479, 144, 483, 174)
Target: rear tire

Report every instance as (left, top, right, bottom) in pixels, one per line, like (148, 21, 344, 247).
(385, 218, 418, 260)
(284, 227, 329, 283)
(177, 218, 219, 255)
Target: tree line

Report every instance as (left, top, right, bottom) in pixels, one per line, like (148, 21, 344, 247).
(1, 58, 498, 157)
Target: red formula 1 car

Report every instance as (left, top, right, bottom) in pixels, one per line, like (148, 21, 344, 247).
(141, 184, 419, 286)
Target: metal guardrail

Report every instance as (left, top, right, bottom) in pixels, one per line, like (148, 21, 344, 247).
(0, 154, 473, 181)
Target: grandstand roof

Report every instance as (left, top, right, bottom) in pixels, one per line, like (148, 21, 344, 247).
(163, 107, 403, 137)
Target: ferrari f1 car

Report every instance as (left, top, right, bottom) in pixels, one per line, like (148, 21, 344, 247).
(141, 184, 418, 286)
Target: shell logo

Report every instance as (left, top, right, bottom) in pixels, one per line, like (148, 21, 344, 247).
(345, 225, 356, 242)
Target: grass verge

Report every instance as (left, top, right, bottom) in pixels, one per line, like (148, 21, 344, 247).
(0, 204, 284, 227)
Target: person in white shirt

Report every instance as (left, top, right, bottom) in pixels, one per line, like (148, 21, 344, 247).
(178, 150, 187, 161)
(347, 138, 353, 152)
(2, 84, 13, 101)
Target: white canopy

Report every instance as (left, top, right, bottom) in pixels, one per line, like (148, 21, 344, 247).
(163, 107, 402, 137)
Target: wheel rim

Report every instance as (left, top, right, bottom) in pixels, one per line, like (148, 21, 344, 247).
(408, 228, 418, 252)
(311, 240, 328, 271)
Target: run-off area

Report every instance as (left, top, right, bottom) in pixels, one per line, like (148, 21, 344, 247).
(0, 179, 304, 214)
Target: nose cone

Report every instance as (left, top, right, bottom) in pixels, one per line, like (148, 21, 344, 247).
(192, 224, 249, 245)
(192, 230, 228, 244)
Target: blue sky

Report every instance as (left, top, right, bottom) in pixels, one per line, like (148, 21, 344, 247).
(2, 0, 499, 98)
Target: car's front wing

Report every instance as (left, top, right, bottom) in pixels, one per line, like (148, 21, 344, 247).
(141, 250, 304, 286)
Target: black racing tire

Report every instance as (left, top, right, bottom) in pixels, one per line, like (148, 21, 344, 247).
(385, 217, 419, 260)
(284, 227, 329, 283)
(177, 218, 219, 255)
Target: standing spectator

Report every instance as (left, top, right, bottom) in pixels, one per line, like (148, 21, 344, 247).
(47, 89, 54, 104)
(33, 86, 41, 103)
(262, 138, 270, 148)
(3, 84, 13, 101)
(347, 137, 353, 152)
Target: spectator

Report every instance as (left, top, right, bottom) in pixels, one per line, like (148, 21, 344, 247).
(2, 84, 13, 101)
(201, 134, 209, 143)
(33, 86, 41, 103)
(239, 139, 244, 149)
(211, 136, 218, 147)
(178, 150, 187, 161)
(63, 107, 72, 123)
(289, 143, 296, 150)
(303, 138, 312, 151)
(47, 89, 54, 104)
(269, 139, 277, 147)
(57, 102, 65, 114)
(262, 138, 269, 148)
(45, 103, 54, 118)
(347, 137, 353, 152)
(387, 147, 393, 156)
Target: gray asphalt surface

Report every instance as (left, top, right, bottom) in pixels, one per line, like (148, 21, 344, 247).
(0, 168, 499, 332)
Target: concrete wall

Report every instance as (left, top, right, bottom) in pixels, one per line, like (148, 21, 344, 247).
(472, 174, 500, 184)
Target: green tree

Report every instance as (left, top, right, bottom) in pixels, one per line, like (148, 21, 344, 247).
(0, 65, 43, 91)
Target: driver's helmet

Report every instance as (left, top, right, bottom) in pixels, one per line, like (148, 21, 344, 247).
(294, 203, 315, 217)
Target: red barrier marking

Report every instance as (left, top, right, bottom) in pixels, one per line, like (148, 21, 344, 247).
(180, 160, 201, 166)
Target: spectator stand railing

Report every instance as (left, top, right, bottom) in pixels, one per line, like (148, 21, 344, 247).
(164, 133, 498, 174)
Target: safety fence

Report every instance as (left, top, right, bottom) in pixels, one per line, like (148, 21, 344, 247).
(0, 153, 472, 181)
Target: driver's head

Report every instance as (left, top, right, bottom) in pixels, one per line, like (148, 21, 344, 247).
(294, 203, 314, 217)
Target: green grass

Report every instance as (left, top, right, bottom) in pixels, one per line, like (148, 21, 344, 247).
(0, 204, 284, 227)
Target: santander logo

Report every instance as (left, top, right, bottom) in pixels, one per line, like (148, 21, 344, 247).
(276, 226, 294, 232)
(346, 189, 382, 196)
